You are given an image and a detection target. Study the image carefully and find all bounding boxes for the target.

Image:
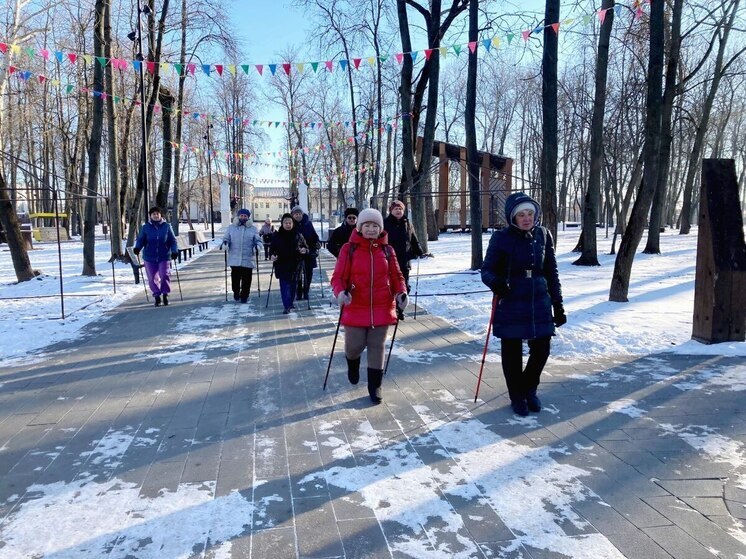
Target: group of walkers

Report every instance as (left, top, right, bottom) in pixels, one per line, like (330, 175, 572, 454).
(132, 193, 566, 415)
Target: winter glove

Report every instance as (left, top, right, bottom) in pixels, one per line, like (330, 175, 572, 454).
(132, 247, 141, 256)
(336, 291, 352, 307)
(395, 292, 409, 310)
(171, 252, 179, 260)
(553, 302, 567, 327)
(492, 280, 510, 299)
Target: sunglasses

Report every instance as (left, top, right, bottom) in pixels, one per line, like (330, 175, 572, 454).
(346, 216, 357, 220)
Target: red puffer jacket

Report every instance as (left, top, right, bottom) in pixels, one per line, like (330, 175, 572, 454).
(331, 229, 407, 328)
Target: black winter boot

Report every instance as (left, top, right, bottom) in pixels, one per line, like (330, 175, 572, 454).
(154, 295, 162, 307)
(511, 399, 529, 417)
(526, 390, 542, 412)
(367, 368, 383, 404)
(346, 357, 361, 385)
(162, 294, 169, 306)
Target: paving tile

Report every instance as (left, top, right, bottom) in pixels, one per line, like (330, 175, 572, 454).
(643, 525, 717, 559)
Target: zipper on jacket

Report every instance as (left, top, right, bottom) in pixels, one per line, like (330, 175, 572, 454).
(369, 242, 375, 328)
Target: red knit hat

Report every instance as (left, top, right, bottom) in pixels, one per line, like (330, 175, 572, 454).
(389, 200, 406, 211)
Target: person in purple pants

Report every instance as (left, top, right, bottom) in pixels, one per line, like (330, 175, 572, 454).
(133, 206, 179, 307)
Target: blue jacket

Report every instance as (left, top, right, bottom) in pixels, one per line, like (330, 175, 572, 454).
(481, 192, 563, 340)
(222, 218, 263, 268)
(295, 213, 320, 268)
(135, 219, 178, 263)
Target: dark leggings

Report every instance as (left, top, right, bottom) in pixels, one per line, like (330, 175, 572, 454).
(500, 337, 551, 401)
(231, 266, 253, 300)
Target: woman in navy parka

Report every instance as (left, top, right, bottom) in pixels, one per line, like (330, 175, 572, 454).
(134, 206, 179, 307)
(481, 192, 566, 416)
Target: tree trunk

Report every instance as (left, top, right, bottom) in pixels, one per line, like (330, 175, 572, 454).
(83, 0, 106, 276)
(465, 0, 482, 269)
(574, 0, 614, 267)
(644, 0, 683, 253)
(103, 0, 122, 258)
(156, 87, 175, 209)
(0, 172, 35, 281)
(609, 0, 665, 302)
(171, 0, 187, 235)
(540, 0, 560, 239)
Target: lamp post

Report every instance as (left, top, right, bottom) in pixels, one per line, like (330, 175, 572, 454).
(128, 3, 152, 222)
(204, 122, 215, 238)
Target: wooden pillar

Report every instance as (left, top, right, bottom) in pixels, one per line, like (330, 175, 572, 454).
(481, 153, 490, 231)
(438, 142, 448, 231)
(460, 147, 467, 230)
(692, 159, 746, 343)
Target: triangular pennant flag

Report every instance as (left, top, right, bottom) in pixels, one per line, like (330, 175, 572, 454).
(215, 64, 223, 76)
(282, 63, 291, 75)
(11, 45, 20, 54)
(146, 61, 156, 74)
(453, 44, 462, 56)
(68, 53, 77, 64)
(25, 47, 35, 58)
(410, 51, 418, 62)
(599, 9, 607, 23)
(274, 121, 280, 127)
(367, 56, 376, 66)
(482, 40, 491, 52)
(255, 64, 263, 75)
(202, 64, 211, 76)
(310, 61, 319, 73)
(227, 64, 236, 75)
(339, 59, 348, 71)
(188, 63, 196, 75)
(241, 64, 250, 74)
(0, 43, 7, 54)
(583, 15, 591, 25)
(533, 25, 544, 34)
(439, 46, 448, 58)
(173, 63, 184, 75)
(395, 53, 403, 64)
(468, 41, 477, 53)
(614, 4, 622, 16)
(522, 30, 530, 41)
(160, 62, 169, 72)
(635, 7, 643, 19)
(507, 33, 515, 44)
(83, 54, 92, 64)
(563, 18, 574, 25)
(65, 84, 73, 93)
(51, 79, 60, 86)
(551, 23, 560, 34)
(132, 60, 141, 72)
(38, 74, 46, 84)
(352, 58, 362, 69)
(268, 63, 277, 75)
(55, 50, 63, 62)
(96, 56, 107, 67)
(40, 49, 49, 60)
(21, 70, 31, 80)
(296, 62, 304, 73)
(325, 60, 333, 71)
(378, 54, 389, 64)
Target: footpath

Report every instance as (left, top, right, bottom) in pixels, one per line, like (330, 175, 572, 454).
(0, 247, 744, 558)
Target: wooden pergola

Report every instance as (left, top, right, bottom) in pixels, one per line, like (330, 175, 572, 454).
(418, 138, 514, 231)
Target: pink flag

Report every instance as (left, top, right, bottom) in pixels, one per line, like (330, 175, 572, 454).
(188, 63, 196, 75)
(424, 49, 433, 60)
(551, 23, 560, 34)
(282, 63, 291, 75)
(255, 64, 263, 75)
(325, 60, 333, 71)
(68, 53, 77, 64)
(215, 64, 223, 76)
(395, 53, 403, 64)
(352, 58, 361, 69)
(522, 30, 530, 41)
(468, 42, 477, 53)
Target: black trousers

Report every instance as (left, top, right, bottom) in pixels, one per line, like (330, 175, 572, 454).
(231, 266, 253, 300)
(500, 337, 551, 402)
(296, 258, 313, 298)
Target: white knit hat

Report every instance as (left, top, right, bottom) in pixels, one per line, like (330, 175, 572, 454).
(356, 208, 384, 231)
(511, 201, 537, 222)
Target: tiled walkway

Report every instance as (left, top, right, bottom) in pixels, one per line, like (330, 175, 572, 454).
(0, 249, 744, 558)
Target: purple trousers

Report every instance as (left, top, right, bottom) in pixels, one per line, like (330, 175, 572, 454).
(143, 260, 171, 297)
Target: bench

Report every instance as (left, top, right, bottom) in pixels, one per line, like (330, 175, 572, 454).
(175, 235, 193, 263)
(193, 230, 210, 251)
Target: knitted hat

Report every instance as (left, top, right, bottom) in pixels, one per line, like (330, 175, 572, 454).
(344, 207, 359, 217)
(510, 201, 537, 222)
(389, 200, 406, 211)
(237, 208, 251, 217)
(291, 205, 304, 215)
(356, 208, 384, 231)
(281, 213, 294, 222)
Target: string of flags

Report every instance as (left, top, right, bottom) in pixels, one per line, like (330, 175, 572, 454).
(209, 160, 381, 185)
(0, 1, 650, 79)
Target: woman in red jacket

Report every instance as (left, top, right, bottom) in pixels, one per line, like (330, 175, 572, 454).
(331, 208, 408, 404)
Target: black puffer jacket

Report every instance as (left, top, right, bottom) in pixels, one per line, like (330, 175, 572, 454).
(481, 192, 563, 340)
(269, 226, 308, 281)
(383, 214, 423, 271)
(327, 222, 354, 258)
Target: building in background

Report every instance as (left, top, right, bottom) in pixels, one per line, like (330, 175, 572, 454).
(176, 174, 253, 223)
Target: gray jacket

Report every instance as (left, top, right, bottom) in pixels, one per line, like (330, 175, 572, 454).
(222, 219, 263, 268)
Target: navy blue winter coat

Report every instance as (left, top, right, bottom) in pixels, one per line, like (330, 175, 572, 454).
(294, 213, 321, 269)
(135, 219, 178, 263)
(481, 192, 563, 340)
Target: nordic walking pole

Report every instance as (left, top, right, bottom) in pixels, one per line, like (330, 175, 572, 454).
(474, 294, 498, 403)
(172, 258, 184, 301)
(255, 246, 261, 297)
(413, 255, 421, 320)
(140, 266, 149, 302)
(323, 299, 346, 390)
(383, 316, 400, 376)
(222, 243, 228, 302)
(317, 253, 325, 298)
(265, 262, 275, 308)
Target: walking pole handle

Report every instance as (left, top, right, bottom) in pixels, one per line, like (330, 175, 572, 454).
(474, 294, 498, 403)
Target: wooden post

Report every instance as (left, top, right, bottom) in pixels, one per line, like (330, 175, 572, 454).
(691, 159, 746, 343)
(438, 142, 448, 231)
(481, 153, 490, 230)
(460, 147, 467, 230)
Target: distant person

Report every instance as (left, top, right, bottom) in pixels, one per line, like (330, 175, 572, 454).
(133, 206, 179, 307)
(222, 208, 263, 303)
(259, 218, 275, 260)
(481, 192, 566, 417)
(290, 206, 320, 300)
(383, 200, 423, 318)
(270, 213, 309, 314)
(327, 207, 358, 258)
(331, 208, 407, 404)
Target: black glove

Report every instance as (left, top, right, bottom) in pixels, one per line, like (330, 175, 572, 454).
(132, 247, 141, 256)
(171, 252, 179, 260)
(553, 303, 567, 327)
(492, 280, 510, 299)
